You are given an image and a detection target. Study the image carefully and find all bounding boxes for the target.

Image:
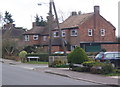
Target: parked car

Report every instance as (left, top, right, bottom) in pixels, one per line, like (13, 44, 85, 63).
(53, 51, 64, 54)
(95, 52, 120, 68)
(53, 51, 71, 54)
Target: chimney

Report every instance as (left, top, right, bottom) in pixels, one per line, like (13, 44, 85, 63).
(32, 22, 36, 28)
(94, 6, 100, 14)
(71, 11, 77, 16)
(78, 11, 82, 15)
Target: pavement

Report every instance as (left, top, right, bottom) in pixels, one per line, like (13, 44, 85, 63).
(1, 58, 120, 86)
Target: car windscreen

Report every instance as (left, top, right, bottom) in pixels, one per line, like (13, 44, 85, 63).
(95, 53, 103, 59)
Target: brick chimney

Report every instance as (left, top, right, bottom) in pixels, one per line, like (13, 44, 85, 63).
(71, 11, 77, 16)
(94, 6, 100, 15)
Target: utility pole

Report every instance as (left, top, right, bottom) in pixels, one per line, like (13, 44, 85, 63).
(48, 0, 66, 55)
(48, 0, 53, 55)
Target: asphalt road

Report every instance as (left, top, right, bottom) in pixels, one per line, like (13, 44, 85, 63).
(2, 63, 98, 85)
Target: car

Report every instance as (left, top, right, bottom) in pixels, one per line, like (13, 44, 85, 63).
(53, 51, 64, 54)
(95, 52, 120, 68)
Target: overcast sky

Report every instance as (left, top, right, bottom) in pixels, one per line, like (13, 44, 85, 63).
(0, 0, 119, 36)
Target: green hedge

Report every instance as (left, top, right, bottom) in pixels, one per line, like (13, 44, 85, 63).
(50, 54, 67, 56)
(26, 53, 49, 62)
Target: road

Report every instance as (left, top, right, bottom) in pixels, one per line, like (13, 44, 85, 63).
(2, 63, 98, 85)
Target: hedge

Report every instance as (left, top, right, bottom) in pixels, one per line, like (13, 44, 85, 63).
(26, 53, 49, 62)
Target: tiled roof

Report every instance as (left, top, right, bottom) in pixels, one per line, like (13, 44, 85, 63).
(55, 13, 94, 29)
(23, 26, 45, 35)
(2, 25, 25, 38)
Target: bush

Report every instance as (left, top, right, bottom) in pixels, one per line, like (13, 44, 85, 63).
(19, 51, 27, 62)
(26, 53, 49, 62)
(67, 47, 89, 64)
(51, 54, 66, 56)
(72, 67, 89, 72)
(82, 61, 114, 74)
(23, 46, 35, 53)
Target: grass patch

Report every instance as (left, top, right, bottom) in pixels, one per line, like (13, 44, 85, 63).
(105, 73, 120, 76)
(26, 61, 48, 64)
(104, 69, 120, 76)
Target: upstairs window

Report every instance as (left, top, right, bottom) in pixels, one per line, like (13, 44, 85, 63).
(33, 35, 39, 40)
(54, 31, 59, 37)
(25, 35, 29, 41)
(71, 29, 77, 36)
(62, 31, 66, 37)
(100, 29, 105, 36)
(43, 36, 47, 41)
(88, 29, 93, 36)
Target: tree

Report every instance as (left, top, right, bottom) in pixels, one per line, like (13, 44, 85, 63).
(2, 39, 19, 57)
(35, 14, 47, 26)
(4, 11, 14, 24)
(67, 47, 89, 64)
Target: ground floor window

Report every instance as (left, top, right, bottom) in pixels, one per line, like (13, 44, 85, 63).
(71, 45, 77, 51)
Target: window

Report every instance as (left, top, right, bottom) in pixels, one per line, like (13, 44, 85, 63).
(33, 35, 39, 40)
(100, 29, 105, 36)
(71, 29, 77, 36)
(54, 31, 59, 37)
(88, 29, 93, 36)
(43, 36, 47, 41)
(25, 35, 29, 41)
(71, 45, 77, 51)
(62, 31, 66, 37)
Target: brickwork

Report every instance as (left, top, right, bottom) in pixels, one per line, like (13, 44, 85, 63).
(101, 44, 120, 52)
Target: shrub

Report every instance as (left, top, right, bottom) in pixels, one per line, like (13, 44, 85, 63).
(72, 67, 89, 72)
(26, 53, 49, 62)
(19, 51, 27, 62)
(82, 61, 114, 74)
(51, 54, 66, 56)
(67, 47, 89, 64)
(101, 64, 114, 74)
(23, 46, 35, 53)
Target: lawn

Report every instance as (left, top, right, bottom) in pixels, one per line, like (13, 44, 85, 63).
(26, 61, 48, 64)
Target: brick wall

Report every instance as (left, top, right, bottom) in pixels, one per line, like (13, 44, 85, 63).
(101, 44, 120, 52)
(79, 15, 116, 42)
(24, 35, 41, 46)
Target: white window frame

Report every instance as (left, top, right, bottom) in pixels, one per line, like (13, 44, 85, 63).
(71, 45, 77, 51)
(71, 29, 77, 36)
(62, 31, 66, 37)
(54, 31, 59, 37)
(33, 35, 39, 40)
(100, 29, 105, 36)
(25, 35, 29, 41)
(88, 29, 93, 36)
(43, 36, 47, 41)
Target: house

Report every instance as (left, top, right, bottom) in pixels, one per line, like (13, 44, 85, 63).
(1, 23, 26, 53)
(52, 6, 119, 52)
(2, 23, 25, 41)
(23, 6, 119, 52)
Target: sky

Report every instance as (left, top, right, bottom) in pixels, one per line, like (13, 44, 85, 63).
(0, 0, 119, 36)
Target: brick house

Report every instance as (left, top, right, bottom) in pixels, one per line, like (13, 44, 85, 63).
(52, 6, 119, 52)
(2, 23, 25, 42)
(23, 6, 119, 52)
(23, 22, 49, 46)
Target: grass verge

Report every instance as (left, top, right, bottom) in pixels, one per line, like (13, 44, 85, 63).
(25, 61, 48, 64)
